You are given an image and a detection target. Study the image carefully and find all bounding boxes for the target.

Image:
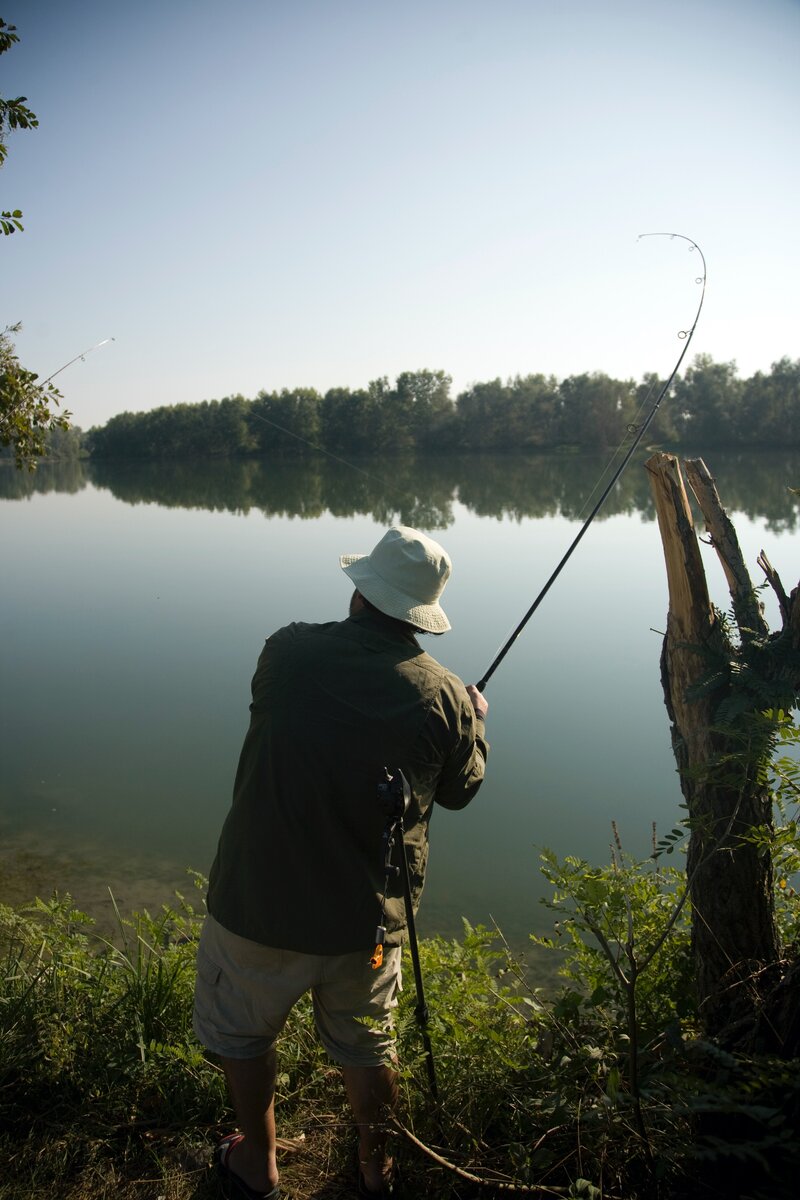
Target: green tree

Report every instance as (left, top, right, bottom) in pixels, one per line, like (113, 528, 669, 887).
(672, 354, 742, 445)
(505, 373, 560, 447)
(456, 374, 563, 450)
(1, 20, 72, 470)
(737, 357, 800, 447)
(557, 371, 636, 447)
(365, 375, 407, 452)
(633, 371, 679, 445)
(321, 386, 376, 453)
(455, 377, 510, 449)
(249, 388, 322, 456)
(0, 325, 70, 469)
(209, 396, 257, 456)
(394, 369, 454, 448)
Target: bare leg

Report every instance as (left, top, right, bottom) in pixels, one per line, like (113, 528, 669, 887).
(219, 1048, 280, 1193)
(342, 1063, 398, 1193)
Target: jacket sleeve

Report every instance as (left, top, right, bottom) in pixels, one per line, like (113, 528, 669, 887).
(428, 676, 490, 811)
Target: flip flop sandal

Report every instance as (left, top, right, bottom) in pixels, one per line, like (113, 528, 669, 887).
(356, 1162, 398, 1198)
(214, 1133, 281, 1200)
(357, 1171, 393, 1200)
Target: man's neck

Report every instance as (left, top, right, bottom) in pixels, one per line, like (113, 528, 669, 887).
(348, 605, 420, 645)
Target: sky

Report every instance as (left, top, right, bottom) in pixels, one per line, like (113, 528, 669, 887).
(2, 0, 798, 431)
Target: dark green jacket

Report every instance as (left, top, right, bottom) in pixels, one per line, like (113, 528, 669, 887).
(207, 608, 489, 954)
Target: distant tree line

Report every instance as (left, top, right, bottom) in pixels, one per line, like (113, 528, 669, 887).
(79, 355, 800, 460)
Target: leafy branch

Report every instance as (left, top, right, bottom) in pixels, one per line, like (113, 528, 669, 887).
(0, 18, 39, 235)
(1, 324, 70, 469)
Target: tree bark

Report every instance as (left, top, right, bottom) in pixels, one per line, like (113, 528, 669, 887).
(646, 454, 780, 1040)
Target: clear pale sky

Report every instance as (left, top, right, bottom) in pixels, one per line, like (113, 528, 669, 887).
(2, 0, 798, 431)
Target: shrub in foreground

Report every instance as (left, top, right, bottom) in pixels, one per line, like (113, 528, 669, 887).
(1, 855, 798, 1199)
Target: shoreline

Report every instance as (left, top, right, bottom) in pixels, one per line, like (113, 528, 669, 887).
(0, 835, 203, 941)
(0, 838, 558, 982)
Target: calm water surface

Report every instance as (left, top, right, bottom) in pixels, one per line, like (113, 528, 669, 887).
(1, 451, 797, 948)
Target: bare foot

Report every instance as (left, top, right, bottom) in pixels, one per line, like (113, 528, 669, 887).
(218, 1133, 279, 1195)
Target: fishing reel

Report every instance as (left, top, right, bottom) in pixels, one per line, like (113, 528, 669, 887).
(377, 766, 411, 822)
(370, 768, 412, 970)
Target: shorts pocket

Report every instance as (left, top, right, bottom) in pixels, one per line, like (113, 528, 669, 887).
(196, 948, 223, 989)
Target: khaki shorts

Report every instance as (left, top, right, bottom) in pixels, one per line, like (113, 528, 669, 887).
(192, 914, 402, 1068)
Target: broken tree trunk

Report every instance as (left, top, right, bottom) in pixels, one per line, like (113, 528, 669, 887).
(646, 453, 793, 1045)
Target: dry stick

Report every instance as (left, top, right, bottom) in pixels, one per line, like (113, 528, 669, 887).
(389, 1117, 581, 1197)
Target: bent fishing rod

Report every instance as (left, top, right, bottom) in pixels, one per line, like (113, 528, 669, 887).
(476, 232, 707, 693)
(40, 337, 116, 388)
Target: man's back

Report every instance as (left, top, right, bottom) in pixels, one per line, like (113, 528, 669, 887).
(207, 607, 488, 954)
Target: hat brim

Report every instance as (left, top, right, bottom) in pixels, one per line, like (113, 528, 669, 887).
(340, 554, 451, 633)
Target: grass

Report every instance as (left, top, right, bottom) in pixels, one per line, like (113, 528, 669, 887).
(1, 863, 799, 1199)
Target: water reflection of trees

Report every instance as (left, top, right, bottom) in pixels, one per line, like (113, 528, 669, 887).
(701, 452, 800, 534)
(0, 460, 87, 499)
(85, 454, 659, 526)
(455, 451, 659, 522)
(85, 457, 459, 529)
(0, 452, 797, 533)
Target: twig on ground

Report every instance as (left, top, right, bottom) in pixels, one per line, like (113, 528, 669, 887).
(389, 1116, 582, 1196)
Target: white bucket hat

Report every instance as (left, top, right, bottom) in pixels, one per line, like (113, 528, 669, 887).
(340, 525, 452, 633)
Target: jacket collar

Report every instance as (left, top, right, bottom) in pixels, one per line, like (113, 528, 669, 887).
(346, 607, 421, 649)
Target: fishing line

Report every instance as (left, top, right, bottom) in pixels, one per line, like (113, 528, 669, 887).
(476, 232, 707, 693)
(576, 374, 661, 519)
(245, 403, 423, 518)
(246, 405, 395, 490)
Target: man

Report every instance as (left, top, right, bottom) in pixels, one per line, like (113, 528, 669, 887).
(193, 525, 489, 1199)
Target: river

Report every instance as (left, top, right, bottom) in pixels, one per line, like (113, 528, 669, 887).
(1, 449, 797, 949)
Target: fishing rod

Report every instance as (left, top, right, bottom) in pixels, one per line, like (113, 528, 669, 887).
(376, 767, 439, 1100)
(41, 337, 115, 387)
(476, 232, 707, 693)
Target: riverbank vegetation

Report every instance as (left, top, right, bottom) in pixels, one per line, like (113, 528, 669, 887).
(2, 764, 799, 1200)
(82, 355, 800, 461)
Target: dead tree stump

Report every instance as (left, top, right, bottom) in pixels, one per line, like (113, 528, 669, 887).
(646, 453, 800, 1048)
